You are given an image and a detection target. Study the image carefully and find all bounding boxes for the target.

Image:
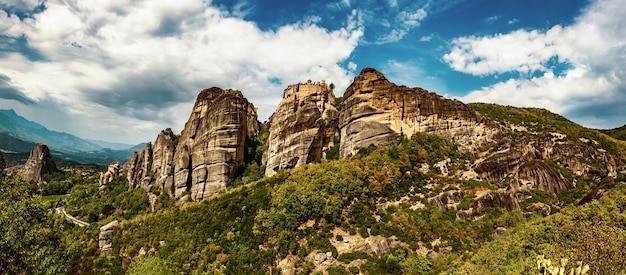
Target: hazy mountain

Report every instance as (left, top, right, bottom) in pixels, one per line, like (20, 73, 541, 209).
(0, 109, 102, 153)
(86, 138, 135, 151)
(0, 109, 144, 165)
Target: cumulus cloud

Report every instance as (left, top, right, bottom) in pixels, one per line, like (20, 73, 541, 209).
(446, 0, 626, 128)
(0, 0, 363, 143)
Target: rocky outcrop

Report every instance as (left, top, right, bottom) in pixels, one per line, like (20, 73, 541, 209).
(517, 160, 573, 193)
(99, 163, 120, 188)
(20, 143, 57, 184)
(428, 190, 465, 211)
(527, 202, 551, 216)
(456, 189, 531, 221)
(172, 88, 256, 200)
(99, 220, 119, 255)
(264, 80, 339, 176)
(151, 129, 177, 196)
(125, 142, 153, 191)
(338, 68, 501, 158)
(474, 149, 528, 182)
(474, 147, 574, 193)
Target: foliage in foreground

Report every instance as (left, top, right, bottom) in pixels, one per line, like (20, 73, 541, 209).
(447, 184, 626, 274)
(0, 175, 70, 274)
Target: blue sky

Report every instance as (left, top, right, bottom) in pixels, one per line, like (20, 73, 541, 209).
(0, 0, 624, 144)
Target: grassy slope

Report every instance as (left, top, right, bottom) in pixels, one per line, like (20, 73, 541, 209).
(601, 124, 626, 141)
(63, 104, 626, 274)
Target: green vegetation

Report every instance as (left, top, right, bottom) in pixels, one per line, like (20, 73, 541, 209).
(3, 105, 625, 274)
(601, 124, 626, 141)
(469, 103, 626, 155)
(448, 184, 626, 274)
(0, 175, 70, 274)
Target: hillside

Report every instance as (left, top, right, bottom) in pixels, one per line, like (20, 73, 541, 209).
(601, 124, 626, 141)
(1, 69, 625, 274)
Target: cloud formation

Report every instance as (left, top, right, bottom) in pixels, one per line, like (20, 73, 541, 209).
(0, 0, 363, 143)
(445, 0, 626, 128)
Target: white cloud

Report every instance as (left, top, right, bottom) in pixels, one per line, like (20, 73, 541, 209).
(0, 0, 363, 143)
(347, 61, 357, 71)
(448, 0, 626, 128)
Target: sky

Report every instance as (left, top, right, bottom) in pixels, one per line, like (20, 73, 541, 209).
(0, 0, 624, 145)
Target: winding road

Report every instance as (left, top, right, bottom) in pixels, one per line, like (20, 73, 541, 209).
(56, 206, 90, 227)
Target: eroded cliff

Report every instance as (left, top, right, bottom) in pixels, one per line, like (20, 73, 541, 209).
(172, 88, 256, 200)
(20, 142, 57, 185)
(263, 80, 339, 176)
(338, 68, 500, 158)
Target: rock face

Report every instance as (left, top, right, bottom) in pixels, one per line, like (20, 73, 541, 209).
(264, 80, 339, 176)
(20, 143, 57, 184)
(172, 88, 256, 200)
(527, 202, 551, 216)
(123, 88, 258, 201)
(474, 149, 528, 182)
(339, 68, 500, 158)
(125, 142, 153, 191)
(99, 163, 120, 188)
(99, 220, 119, 255)
(428, 190, 465, 211)
(456, 189, 531, 221)
(517, 160, 573, 193)
(151, 128, 177, 196)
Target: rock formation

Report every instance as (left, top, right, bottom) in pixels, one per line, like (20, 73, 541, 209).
(517, 160, 573, 193)
(151, 128, 177, 196)
(99, 220, 119, 255)
(125, 142, 153, 191)
(456, 189, 531, 221)
(99, 163, 120, 188)
(428, 190, 465, 211)
(20, 143, 57, 185)
(474, 149, 528, 182)
(123, 88, 257, 201)
(338, 68, 501, 158)
(172, 88, 256, 200)
(264, 80, 339, 176)
(527, 202, 551, 217)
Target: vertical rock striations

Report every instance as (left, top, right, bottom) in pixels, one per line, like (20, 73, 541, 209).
(338, 68, 499, 158)
(172, 87, 256, 200)
(151, 128, 177, 196)
(125, 142, 152, 191)
(264, 80, 339, 176)
(20, 142, 57, 184)
(123, 88, 257, 201)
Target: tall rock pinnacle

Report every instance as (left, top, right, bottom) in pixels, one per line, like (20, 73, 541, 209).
(263, 80, 339, 176)
(172, 87, 257, 200)
(20, 142, 57, 184)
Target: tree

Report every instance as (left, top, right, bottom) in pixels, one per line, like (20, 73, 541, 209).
(0, 176, 69, 274)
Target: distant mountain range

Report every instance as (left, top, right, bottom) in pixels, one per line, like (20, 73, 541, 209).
(0, 109, 144, 166)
